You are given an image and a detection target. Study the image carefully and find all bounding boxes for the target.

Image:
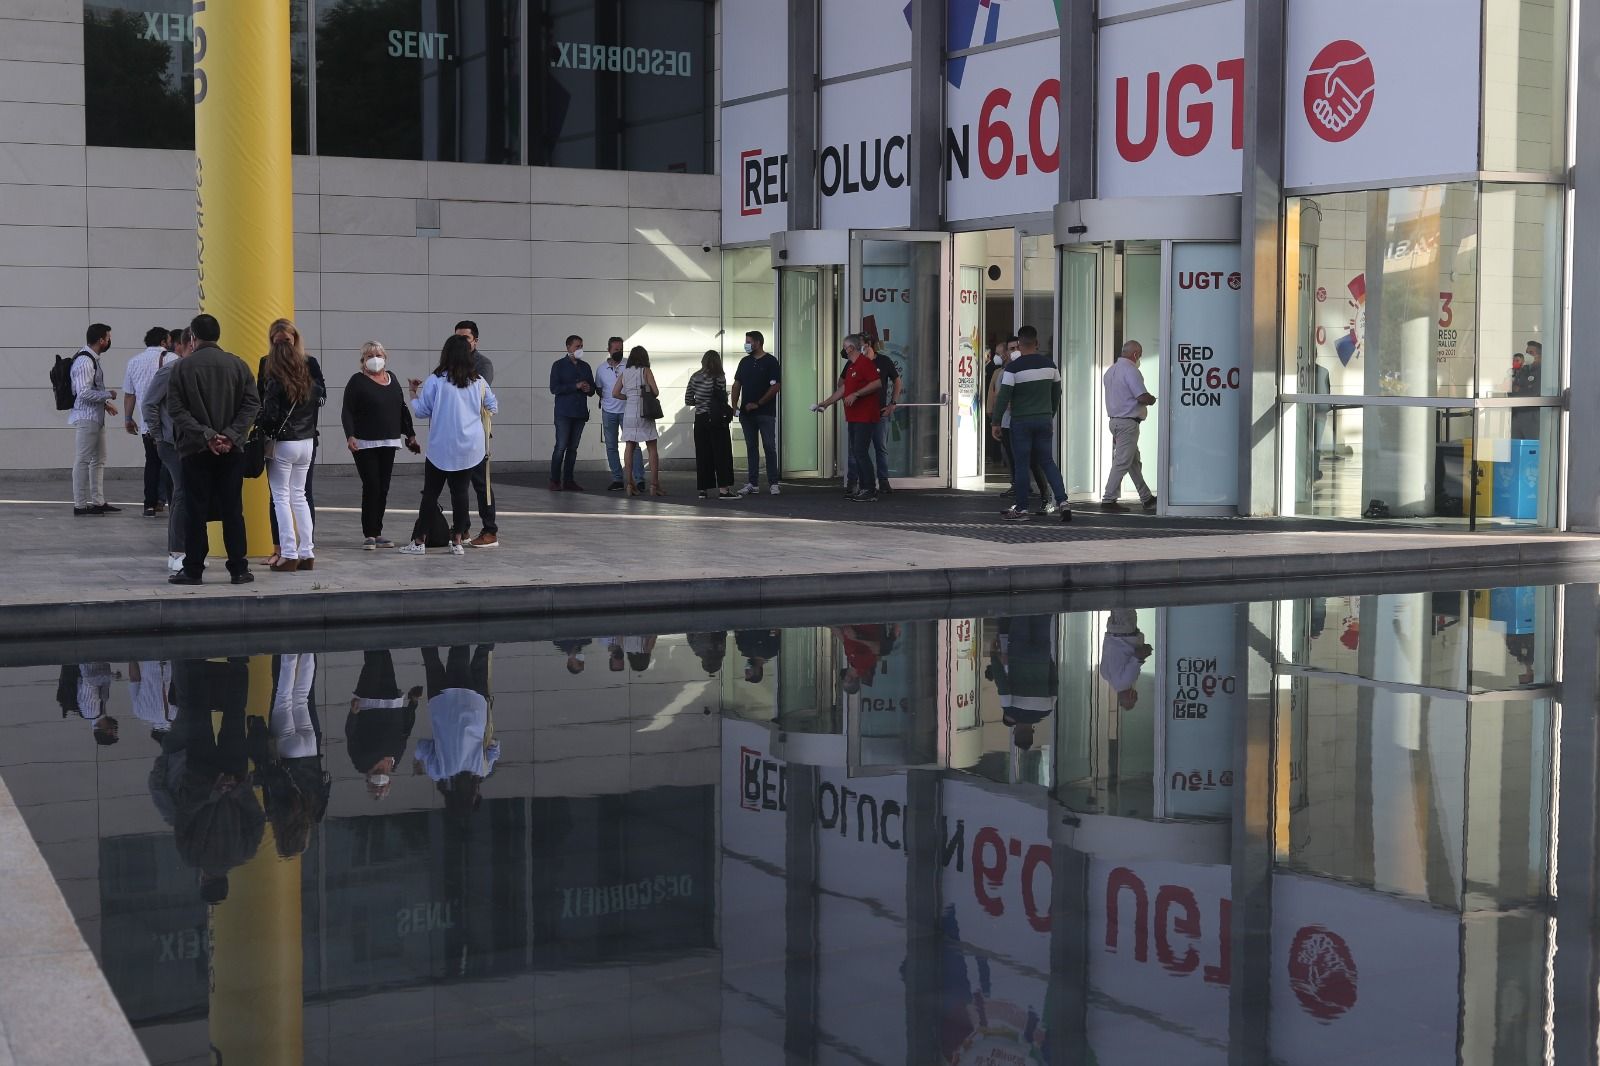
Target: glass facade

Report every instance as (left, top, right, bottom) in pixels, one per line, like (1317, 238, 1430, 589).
(84, 0, 712, 171)
(85, 0, 309, 153)
(1282, 181, 1564, 526)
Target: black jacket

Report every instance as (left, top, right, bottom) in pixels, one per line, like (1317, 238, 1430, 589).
(257, 356, 327, 442)
(166, 343, 261, 457)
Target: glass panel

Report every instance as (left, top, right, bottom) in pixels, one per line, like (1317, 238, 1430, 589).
(528, 0, 712, 172)
(1470, 405, 1560, 527)
(861, 240, 942, 480)
(778, 268, 821, 475)
(1061, 248, 1100, 498)
(85, 0, 309, 153)
(1483, 0, 1570, 174)
(1019, 234, 1055, 357)
(316, 0, 521, 164)
(721, 247, 774, 366)
(1477, 184, 1564, 399)
(1284, 183, 1478, 398)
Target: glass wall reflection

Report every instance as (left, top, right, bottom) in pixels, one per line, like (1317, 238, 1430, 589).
(0, 583, 1569, 1062)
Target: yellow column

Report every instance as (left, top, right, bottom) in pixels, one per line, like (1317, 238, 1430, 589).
(208, 656, 303, 1065)
(193, 0, 293, 558)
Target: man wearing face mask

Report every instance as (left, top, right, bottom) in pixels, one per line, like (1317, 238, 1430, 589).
(453, 321, 499, 546)
(549, 334, 596, 491)
(594, 336, 645, 491)
(731, 331, 782, 495)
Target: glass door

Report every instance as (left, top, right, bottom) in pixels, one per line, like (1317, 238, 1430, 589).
(778, 265, 839, 479)
(850, 231, 951, 487)
(1061, 245, 1106, 498)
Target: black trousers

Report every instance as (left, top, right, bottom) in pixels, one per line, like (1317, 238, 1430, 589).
(352, 447, 397, 538)
(355, 649, 400, 700)
(416, 459, 474, 539)
(423, 644, 491, 700)
(141, 434, 170, 507)
(1000, 427, 1048, 500)
(693, 413, 735, 490)
(471, 459, 497, 534)
(267, 439, 315, 545)
(180, 448, 248, 577)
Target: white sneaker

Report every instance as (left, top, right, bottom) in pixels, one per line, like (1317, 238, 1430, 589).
(739, 483, 758, 496)
(450, 542, 466, 556)
(166, 554, 184, 573)
(769, 483, 781, 495)
(398, 542, 426, 556)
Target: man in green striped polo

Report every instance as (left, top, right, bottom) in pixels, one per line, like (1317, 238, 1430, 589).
(989, 325, 1071, 523)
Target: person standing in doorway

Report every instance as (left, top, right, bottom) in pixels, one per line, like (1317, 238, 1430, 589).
(343, 342, 420, 550)
(732, 331, 782, 495)
(124, 327, 173, 517)
(453, 321, 500, 547)
(1101, 340, 1157, 512)
(595, 336, 645, 492)
(549, 334, 595, 492)
(69, 323, 119, 516)
(866, 336, 902, 496)
(401, 334, 498, 556)
(989, 325, 1071, 523)
(143, 328, 192, 574)
(989, 336, 1051, 510)
(165, 314, 260, 585)
(815, 334, 883, 503)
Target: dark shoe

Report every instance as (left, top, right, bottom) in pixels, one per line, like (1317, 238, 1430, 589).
(168, 572, 202, 585)
(92, 503, 121, 514)
(1141, 495, 1157, 510)
(1001, 507, 1031, 522)
(270, 558, 300, 573)
(607, 481, 625, 492)
(152, 502, 166, 515)
(563, 481, 584, 492)
(635, 482, 648, 494)
(74, 507, 101, 517)
(548, 481, 562, 491)
(231, 571, 255, 585)
(1060, 508, 1073, 523)
(142, 507, 157, 518)
(1101, 500, 1129, 513)
(844, 483, 858, 498)
(878, 483, 892, 496)
(847, 491, 877, 503)
(1362, 499, 1392, 519)
(298, 558, 314, 572)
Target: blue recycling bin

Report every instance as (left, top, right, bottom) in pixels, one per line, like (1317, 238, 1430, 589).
(1491, 440, 1540, 520)
(1488, 586, 1537, 635)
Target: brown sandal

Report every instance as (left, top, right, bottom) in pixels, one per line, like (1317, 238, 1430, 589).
(298, 558, 315, 571)
(270, 558, 300, 573)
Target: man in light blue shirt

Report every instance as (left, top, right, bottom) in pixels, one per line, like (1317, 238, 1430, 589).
(1101, 340, 1157, 511)
(593, 336, 644, 491)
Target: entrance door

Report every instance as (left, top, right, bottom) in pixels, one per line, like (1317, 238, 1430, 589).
(850, 231, 950, 488)
(777, 265, 841, 479)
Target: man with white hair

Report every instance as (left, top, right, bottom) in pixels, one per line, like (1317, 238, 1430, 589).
(1101, 340, 1157, 512)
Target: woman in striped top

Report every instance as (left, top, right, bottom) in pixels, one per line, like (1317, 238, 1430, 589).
(685, 349, 736, 498)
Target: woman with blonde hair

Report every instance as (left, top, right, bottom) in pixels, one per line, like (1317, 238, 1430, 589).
(685, 348, 736, 498)
(612, 345, 664, 496)
(341, 341, 419, 549)
(258, 319, 326, 572)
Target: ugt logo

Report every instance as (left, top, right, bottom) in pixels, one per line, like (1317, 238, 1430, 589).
(1304, 40, 1375, 143)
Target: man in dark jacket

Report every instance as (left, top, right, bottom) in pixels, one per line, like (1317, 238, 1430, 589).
(549, 334, 595, 491)
(165, 314, 260, 585)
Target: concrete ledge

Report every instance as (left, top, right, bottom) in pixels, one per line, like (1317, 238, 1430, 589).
(0, 777, 148, 1066)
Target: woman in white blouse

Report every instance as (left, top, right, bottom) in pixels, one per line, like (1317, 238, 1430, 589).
(402, 335, 497, 556)
(611, 345, 664, 496)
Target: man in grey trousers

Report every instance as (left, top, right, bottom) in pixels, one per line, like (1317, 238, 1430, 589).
(1100, 340, 1157, 512)
(69, 323, 120, 516)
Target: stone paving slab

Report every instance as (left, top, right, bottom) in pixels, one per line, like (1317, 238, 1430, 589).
(0, 775, 148, 1066)
(3, 471, 1594, 638)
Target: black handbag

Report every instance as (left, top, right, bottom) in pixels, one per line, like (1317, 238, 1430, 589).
(640, 375, 665, 421)
(713, 382, 735, 424)
(242, 427, 267, 479)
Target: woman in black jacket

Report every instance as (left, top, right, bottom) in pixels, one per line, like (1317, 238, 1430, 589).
(342, 341, 419, 548)
(258, 319, 326, 573)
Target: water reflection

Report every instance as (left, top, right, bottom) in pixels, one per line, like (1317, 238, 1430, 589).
(0, 583, 1574, 1062)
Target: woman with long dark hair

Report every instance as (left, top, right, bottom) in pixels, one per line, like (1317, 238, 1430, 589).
(686, 348, 736, 498)
(402, 334, 498, 556)
(612, 345, 664, 496)
(258, 319, 325, 573)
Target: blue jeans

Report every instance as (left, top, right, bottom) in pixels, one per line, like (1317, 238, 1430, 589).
(740, 414, 778, 487)
(1009, 418, 1067, 511)
(847, 422, 882, 494)
(551, 416, 586, 484)
(601, 410, 644, 484)
(848, 418, 892, 490)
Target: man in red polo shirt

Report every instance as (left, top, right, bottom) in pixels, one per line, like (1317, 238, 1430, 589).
(816, 333, 883, 502)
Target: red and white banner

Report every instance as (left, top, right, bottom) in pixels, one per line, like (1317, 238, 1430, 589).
(722, 95, 791, 246)
(945, 37, 1062, 223)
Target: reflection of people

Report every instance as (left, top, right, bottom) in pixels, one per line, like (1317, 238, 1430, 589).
(127, 659, 173, 741)
(604, 637, 626, 672)
(1099, 608, 1152, 710)
(168, 658, 264, 904)
(345, 650, 421, 801)
(836, 623, 899, 693)
(736, 628, 781, 683)
(256, 653, 330, 858)
(554, 638, 591, 675)
(989, 615, 1058, 750)
(624, 634, 657, 672)
(687, 631, 727, 675)
(1505, 633, 1537, 686)
(415, 646, 499, 817)
(72, 661, 120, 745)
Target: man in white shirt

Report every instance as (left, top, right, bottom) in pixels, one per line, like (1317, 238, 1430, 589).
(69, 323, 120, 516)
(1098, 609, 1152, 710)
(1100, 340, 1157, 511)
(594, 337, 645, 491)
(123, 327, 175, 517)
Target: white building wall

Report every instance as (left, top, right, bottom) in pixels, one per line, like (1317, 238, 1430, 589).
(0, 0, 724, 474)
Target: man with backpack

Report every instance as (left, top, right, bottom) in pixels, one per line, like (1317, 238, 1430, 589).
(66, 324, 120, 516)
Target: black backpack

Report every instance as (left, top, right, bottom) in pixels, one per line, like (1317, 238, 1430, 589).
(49, 353, 80, 411)
(412, 498, 453, 548)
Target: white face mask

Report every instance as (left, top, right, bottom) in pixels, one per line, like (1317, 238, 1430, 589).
(992, 354, 1004, 366)
(364, 356, 386, 373)
(744, 342, 754, 354)
(572, 347, 585, 360)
